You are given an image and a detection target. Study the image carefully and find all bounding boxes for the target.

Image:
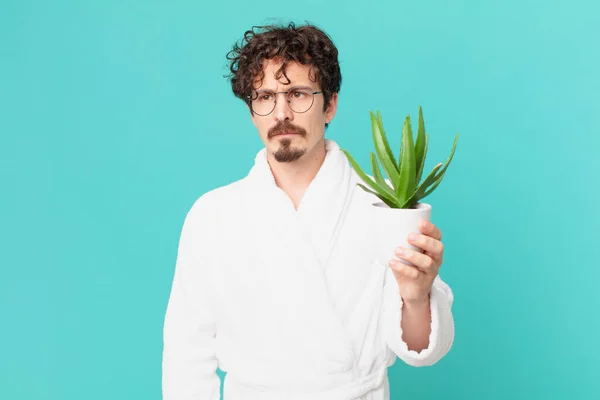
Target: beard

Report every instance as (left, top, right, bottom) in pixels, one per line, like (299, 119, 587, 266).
(273, 137, 306, 162)
(268, 120, 308, 163)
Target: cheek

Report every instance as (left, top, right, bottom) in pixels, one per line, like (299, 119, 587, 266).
(256, 120, 271, 135)
(305, 110, 326, 127)
(310, 112, 327, 130)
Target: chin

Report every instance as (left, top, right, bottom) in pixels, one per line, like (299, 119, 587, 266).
(270, 139, 307, 163)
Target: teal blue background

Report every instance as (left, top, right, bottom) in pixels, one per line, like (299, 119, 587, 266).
(1, 0, 599, 399)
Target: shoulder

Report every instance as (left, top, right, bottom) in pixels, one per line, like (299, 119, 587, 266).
(184, 176, 249, 223)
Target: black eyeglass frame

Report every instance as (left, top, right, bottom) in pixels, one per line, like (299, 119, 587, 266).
(246, 86, 324, 116)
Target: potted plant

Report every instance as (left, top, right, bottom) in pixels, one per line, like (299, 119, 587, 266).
(340, 106, 458, 267)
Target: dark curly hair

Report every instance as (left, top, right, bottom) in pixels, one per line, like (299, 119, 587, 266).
(225, 22, 342, 128)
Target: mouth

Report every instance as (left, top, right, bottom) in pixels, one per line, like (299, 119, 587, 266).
(274, 132, 298, 137)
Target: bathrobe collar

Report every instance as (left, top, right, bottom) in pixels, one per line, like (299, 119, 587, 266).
(246, 139, 356, 269)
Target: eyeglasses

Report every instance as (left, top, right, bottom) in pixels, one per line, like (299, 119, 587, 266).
(248, 86, 323, 116)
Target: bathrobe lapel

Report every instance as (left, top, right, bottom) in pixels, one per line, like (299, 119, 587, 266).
(247, 139, 355, 270)
(242, 139, 360, 376)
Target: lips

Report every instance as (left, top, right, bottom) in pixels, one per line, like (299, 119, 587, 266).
(274, 132, 297, 136)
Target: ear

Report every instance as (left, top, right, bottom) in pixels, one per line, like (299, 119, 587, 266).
(325, 92, 338, 124)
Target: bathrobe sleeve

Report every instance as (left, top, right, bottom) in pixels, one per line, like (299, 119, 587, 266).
(162, 195, 220, 399)
(382, 268, 455, 367)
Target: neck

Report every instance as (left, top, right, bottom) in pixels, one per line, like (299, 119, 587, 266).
(267, 139, 327, 204)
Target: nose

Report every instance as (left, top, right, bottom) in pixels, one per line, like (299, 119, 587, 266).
(273, 93, 294, 122)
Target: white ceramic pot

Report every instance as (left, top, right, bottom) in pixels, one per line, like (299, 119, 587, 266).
(371, 201, 432, 268)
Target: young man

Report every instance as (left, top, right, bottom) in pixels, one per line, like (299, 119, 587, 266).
(162, 22, 454, 400)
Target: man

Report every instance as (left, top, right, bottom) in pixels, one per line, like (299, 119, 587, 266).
(162, 22, 454, 400)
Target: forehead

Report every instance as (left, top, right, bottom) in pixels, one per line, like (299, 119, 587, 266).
(252, 59, 317, 90)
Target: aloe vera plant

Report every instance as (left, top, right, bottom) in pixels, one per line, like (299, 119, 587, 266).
(340, 106, 458, 209)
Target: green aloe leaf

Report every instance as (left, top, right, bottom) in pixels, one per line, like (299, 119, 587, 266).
(371, 111, 400, 189)
(416, 134, 428, 186)
(423, 134, 459, 196)
(357, 183, 398, 208)
(396, 115, 416, 204)
(370, 152, 396, 199)
(400, 162, 443, 208)
(375, 110, 391, 163)
(428, 134, 459, 186)
(341, 149, 402, 207)
(423, 169, 446, 198)
(415, 106, 427, 184)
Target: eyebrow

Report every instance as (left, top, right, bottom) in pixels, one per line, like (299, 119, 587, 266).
(254, 85, 315, 93)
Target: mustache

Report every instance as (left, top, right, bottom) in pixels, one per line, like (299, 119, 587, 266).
(268, 121, 307, 138)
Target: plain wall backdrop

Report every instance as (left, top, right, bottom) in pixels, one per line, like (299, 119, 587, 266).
(1, 0, 599, 399)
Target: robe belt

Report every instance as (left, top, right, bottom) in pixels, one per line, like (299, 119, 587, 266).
(224, 360, 387, 400)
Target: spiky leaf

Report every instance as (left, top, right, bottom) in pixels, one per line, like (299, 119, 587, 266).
(415, 106, 427, 184)
(423, 169, 446, 198)
(371, 111, 400, 189)
(357, 183, 398, 208)
(396, 115, 416, 204)
(341, 149, 401, 207)
(400, 162, 443, 208)
(375, 111, 392, 167)
(370, 152, 396, 199)
(423, 134, 459, 196)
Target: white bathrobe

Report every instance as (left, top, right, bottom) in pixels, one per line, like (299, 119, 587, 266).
(162, 139, 455, 400)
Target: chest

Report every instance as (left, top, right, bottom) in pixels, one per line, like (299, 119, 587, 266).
(210, 190, 379, 316)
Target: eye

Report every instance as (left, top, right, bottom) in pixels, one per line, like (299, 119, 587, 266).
(290, 90, 308, 99)
(258, 93, 273, 101)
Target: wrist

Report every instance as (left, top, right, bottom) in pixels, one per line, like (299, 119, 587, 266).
(402, 293, 430, 309)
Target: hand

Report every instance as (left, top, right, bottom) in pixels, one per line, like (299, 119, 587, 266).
(388, 220, 444, 306)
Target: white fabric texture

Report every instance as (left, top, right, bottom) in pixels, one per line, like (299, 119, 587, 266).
(162, 139, 455, 400)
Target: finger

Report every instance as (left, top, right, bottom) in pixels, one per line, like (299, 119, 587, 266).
(408, 233, 444, 259)
(389, 259, 421, 279)
(394, 247, 436, 272)
(421, 220, 442, 241)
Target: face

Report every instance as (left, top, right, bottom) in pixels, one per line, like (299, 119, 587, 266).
(249, 59, 338, 163)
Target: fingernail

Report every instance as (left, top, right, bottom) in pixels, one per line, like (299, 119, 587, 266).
(408, 233, 417, 242)
(422, 221, 429, 229)
(395, 247, 404, 256)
